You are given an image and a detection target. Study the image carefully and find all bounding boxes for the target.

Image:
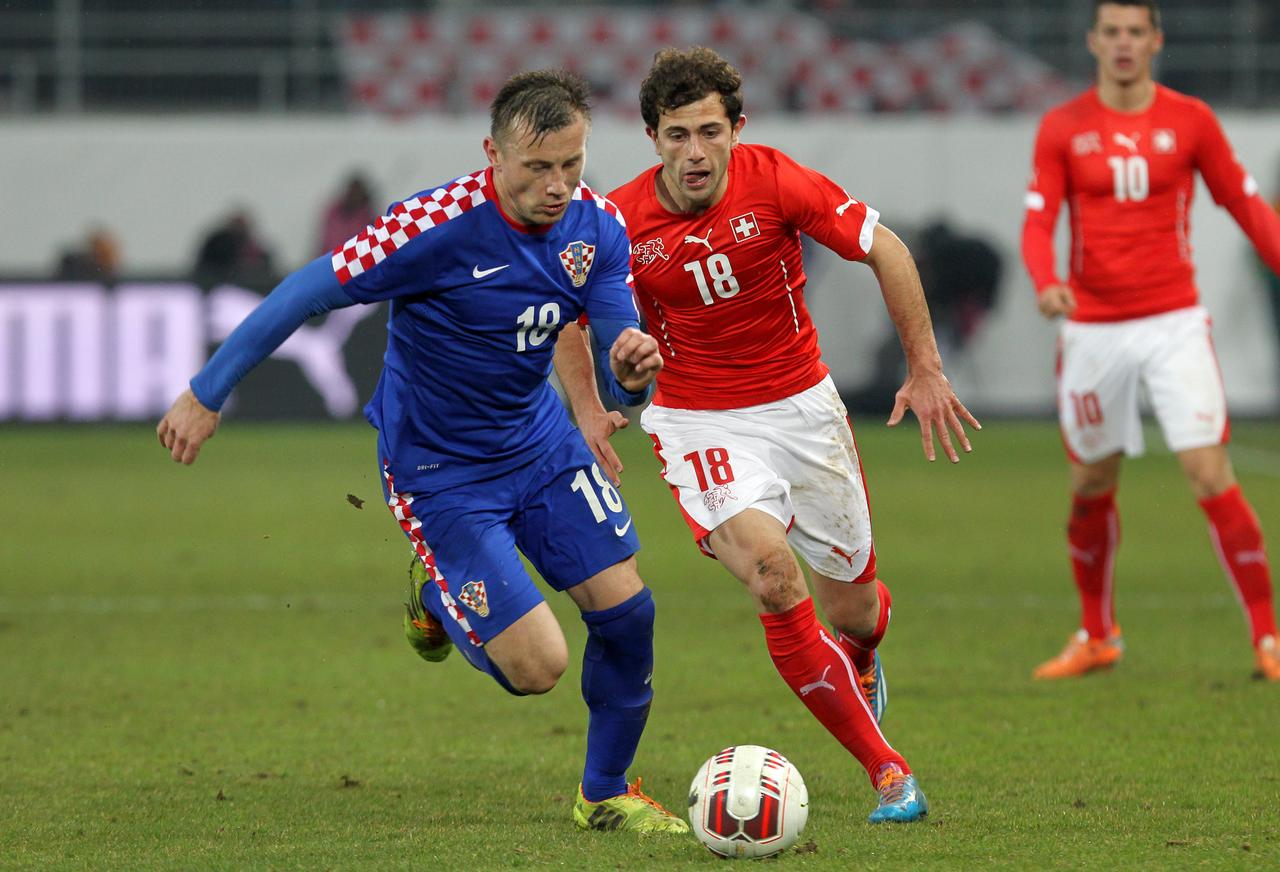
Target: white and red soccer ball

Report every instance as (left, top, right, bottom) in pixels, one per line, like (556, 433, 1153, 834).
(688, 745, 809, 859)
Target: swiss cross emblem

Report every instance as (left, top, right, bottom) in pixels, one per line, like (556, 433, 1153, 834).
(559, 240, 596, 287)
(730, 212, 760, 243)
(1153, 128, 1177, 154)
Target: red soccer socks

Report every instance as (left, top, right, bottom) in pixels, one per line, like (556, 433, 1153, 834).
(1200, 485, 1277, 646)
(1068, 490, 1119, 640)
(760, 597, 906, 783)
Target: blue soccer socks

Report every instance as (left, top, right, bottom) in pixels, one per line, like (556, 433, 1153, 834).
(579, 587, 655, 803)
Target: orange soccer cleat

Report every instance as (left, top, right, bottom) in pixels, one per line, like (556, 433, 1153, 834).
(1256, 635, 1280, 682)
(1033, 626, 1124, 680)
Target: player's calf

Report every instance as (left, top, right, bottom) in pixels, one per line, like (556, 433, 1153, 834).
(743, 544, 809, 614)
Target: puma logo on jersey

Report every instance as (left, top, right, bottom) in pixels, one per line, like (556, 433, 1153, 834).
(836, 194, 860, 216)
(831, 545, 861, 566)
(1235, 550, 1268, 566)
(683, 227, 714, 251)
(799, 665, 836, 696)
(1113, 132, 1141, 153)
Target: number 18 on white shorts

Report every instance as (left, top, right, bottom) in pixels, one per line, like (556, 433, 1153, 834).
(640, 376, 876, 583)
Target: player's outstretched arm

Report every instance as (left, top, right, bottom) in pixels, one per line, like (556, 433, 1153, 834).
(863, 224, 981, 463)
(157, 389, 221, 465)
(155, 255, 354, 466)
(554, 321, 629, 485)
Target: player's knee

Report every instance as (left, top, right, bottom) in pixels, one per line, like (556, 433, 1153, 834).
(1184, 464, 1233, 500)
(748, 545, 807, 614)
(494, 635, 569, 695)
(505, 652, 567, 695)
(828, 590, 878, 638)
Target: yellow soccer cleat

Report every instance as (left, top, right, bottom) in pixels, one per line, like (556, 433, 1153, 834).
(404, 556, 453, 663)
(1033, 626, 1124, 680)
(573, 779, 690, 834)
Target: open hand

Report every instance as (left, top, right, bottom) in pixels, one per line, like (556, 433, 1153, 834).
(887, 370, 981, 463)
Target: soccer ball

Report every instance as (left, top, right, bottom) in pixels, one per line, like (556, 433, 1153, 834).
(687, 745, 809, 859)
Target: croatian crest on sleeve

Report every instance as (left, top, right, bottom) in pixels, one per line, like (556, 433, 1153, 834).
(457, 580, 490, 617)
(559, 240, 596, 287)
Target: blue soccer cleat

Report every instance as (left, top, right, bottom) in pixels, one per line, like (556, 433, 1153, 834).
(868, 766, 928, 824)
(859, 652, 887, 724)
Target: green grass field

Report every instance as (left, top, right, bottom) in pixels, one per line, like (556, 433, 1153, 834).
(2, 419, 1278, 870)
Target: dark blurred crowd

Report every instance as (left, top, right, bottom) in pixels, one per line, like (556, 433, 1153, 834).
(55, 172, 379, 288)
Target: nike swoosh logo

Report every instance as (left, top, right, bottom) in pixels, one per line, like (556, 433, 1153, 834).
(613, 518, 633, 537)
(472, 264, 510, 279)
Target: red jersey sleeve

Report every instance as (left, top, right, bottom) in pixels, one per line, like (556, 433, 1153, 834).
(773, 149, 879, 261)
(1193, 101, 1254, 208)
(1021, 113, 1067, 293)
(1192, 102, 1280, 278)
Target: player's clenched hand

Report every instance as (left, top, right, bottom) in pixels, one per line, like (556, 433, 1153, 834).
(1037, 284, 1076, 319)
(887, 369, 981, 463)
(578, 407, 630, 486)
(156, 388, 220, 465)
(609, 327, 663, 393)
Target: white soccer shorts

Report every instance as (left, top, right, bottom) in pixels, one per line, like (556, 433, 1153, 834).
(1056, 305, 1229, 464)
(640, 375, 876, 583)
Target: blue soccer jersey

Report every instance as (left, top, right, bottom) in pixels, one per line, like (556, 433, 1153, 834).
(332, 168, 639, 494)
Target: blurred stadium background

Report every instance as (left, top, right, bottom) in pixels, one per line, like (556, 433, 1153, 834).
(5, 4, 1280, 867)
(2, 0, 1279, 423)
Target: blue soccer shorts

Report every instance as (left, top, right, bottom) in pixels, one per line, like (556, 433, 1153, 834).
(378, 430, 641, 652)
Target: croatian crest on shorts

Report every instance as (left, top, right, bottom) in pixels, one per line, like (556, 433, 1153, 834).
(559, 240, 596, 287)
(457, 580, 490, 617)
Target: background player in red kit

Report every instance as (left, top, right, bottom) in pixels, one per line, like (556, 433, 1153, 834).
(1022, 0, 1280, 681)
(573, 46, 977, 823)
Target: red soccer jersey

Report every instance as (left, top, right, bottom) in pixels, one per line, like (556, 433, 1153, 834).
(1022, 85, 1261, 322)
(608, 143, 878, 410)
